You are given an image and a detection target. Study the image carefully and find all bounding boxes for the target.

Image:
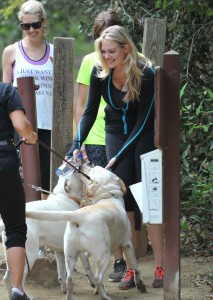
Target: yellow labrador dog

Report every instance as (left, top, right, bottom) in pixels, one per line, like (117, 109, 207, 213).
(26, 164, 146, 300)
(0, 169, 95, 299)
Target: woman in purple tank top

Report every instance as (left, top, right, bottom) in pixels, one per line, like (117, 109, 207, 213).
(2, 0, 53, 201)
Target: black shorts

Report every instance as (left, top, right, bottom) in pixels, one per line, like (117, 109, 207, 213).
(106, 130, 155, 212)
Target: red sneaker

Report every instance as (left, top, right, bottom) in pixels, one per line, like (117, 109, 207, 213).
(152, 265, 164, 288)
(118, 269, 136, 290)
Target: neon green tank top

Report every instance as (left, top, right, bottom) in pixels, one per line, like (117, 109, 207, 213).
(76, 52, 105, 145)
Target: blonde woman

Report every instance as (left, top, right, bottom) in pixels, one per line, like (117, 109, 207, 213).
(68, 25, 164, 290)
(2, 0, 53, 201)
(75, 10, 122, 168)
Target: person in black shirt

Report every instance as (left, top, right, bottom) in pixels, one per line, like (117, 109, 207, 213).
(67, 25, 164, 289)
(0, 82, 37, 300)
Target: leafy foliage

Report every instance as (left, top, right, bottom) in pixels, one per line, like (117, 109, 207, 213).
(0, 0, 24, 20)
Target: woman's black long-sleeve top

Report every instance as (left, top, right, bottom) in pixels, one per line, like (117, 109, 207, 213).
(68, 64, 155, 164)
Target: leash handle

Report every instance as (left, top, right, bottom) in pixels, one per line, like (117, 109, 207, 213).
(15, 138, 25, 148)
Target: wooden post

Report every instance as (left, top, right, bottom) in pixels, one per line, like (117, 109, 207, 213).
(17, 77, 41, 201)
(50, 37, 75, 190)
(137, 18, 167, 259)
(162, 51, 180, 299)
(155, 66, 165, 149)
(142, 17, 167, 67)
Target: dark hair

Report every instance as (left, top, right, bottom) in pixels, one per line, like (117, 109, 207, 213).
(93, 10, 123, 40)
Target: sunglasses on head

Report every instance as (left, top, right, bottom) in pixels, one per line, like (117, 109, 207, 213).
(19, 20, 43, 30)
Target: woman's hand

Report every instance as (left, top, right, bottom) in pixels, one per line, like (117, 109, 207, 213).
(72, 147, 88, 163)
(72, 149, 80, 163)
(79, 145, 89, 162)
(23, 132, 37, 145)
(66, 142, 89, 163)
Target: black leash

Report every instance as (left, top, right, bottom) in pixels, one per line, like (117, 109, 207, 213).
(15, 139, 119, 200)
(15, 138, 91, 181)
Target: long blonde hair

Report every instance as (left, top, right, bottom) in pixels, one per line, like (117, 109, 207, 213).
(95, 25, 151, 102)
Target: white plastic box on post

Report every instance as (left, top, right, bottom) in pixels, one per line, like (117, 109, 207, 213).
(129, 149, 163, 224)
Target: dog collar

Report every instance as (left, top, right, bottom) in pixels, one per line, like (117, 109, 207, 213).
(69, 196, 81, 206)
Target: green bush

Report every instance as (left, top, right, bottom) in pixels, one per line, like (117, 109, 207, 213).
(180, 86, 213, 249)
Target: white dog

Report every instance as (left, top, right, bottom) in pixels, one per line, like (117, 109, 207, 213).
(0, 169, 95, 299)
(26, 164, 146, 300)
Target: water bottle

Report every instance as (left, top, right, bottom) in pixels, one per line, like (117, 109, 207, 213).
(55, 153, 83, 177)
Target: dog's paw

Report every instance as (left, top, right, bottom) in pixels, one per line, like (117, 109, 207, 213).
(93, 286, 98, 295)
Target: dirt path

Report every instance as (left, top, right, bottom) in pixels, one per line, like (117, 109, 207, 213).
(0, 244, 212, 300)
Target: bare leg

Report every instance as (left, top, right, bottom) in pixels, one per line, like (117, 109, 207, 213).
(113, 246, 123, 260)
(6, 247, 25, 291)
(147, 224, 164, 288)
(147, 224, 164, 267)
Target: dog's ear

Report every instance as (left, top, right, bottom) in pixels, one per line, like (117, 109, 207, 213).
(64, 179, 72, 193)
(117, 178, 127, 194)
(86, 183, 96, 197)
